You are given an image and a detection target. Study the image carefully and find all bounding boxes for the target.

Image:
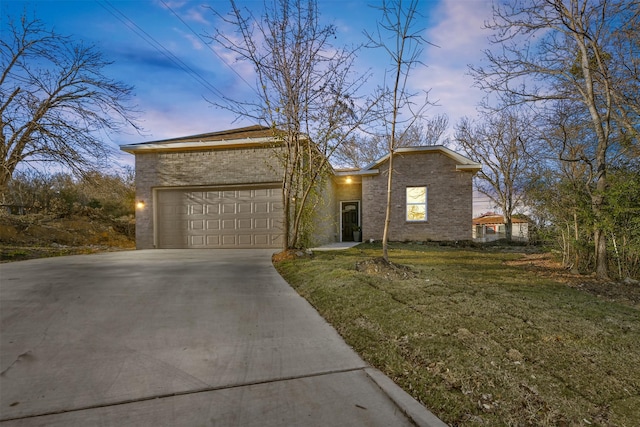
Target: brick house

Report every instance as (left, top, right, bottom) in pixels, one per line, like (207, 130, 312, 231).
(121, 125, 481, 249)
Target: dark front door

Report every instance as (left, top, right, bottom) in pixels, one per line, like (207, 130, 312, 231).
(341, 202, 360, 242)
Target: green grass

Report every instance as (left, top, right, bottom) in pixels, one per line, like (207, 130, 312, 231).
(275, 243, 640, 427)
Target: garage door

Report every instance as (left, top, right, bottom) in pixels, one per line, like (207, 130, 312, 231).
(156, 186, 284, 248)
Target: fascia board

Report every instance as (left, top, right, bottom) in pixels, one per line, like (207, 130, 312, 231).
(456, 164, 483, 172)
(361, 146, 482, 171)
(334, 169, 379, 176)
(120, 137, 276, 153)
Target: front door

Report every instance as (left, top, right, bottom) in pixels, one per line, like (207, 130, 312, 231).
(341, 201, 360, 242)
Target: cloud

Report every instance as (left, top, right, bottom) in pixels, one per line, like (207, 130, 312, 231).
(171, 27, 204, 50)
(425, 0, 492, 61)
(410, 0, 493, 127)
(183, 5, 211, 25)
(116, 100, 253, 146)
(106, 45, 187, 74)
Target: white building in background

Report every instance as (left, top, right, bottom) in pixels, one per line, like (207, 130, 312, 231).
(472, 213, 529, 242)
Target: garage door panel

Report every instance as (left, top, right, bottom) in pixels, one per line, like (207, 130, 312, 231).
(206, 235, 220, 246)
(238, 219, 252, 229)
(254, 218, 268, 229)
(156, 186, 283, 248)
(190, 220, 204, 230)
(222, 235, 236, 246)
(188, 204, 202, 215)
(254, 202, 268, 213)
(271, 234, 283, 247)
(190, 235, 205, 246)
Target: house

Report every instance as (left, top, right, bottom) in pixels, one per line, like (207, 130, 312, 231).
(472, 212, 529, 242)
(120, 125, 482, 249)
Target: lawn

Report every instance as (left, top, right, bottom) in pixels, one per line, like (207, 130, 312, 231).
(274, 243, 640, 427)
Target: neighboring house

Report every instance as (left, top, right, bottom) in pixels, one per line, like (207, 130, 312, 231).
(121, 125, 482, 249)
(472, 212, 529, 242)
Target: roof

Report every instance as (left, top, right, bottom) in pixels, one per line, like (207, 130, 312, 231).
(472, 214, 528, 225)
(121, 126, 482, 175)
(362, 146, 482, 173)
(120, 125, 282, 153)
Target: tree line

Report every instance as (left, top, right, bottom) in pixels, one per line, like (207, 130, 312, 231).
(2, 169, 135, 219)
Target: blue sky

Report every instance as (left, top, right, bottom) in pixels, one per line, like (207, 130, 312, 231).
(2, 0, 498, 212)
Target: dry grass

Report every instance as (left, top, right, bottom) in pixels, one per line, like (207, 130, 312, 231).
(274, 242, 640, 427)
(0, 212, 134, 262)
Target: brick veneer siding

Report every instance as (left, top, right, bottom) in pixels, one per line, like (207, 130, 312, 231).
(305, 176, 337, 246)
(361, 151, 475, 242)
(134, 146, 283, 249)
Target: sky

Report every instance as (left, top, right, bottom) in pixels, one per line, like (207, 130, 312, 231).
(1, 0, 498, 213)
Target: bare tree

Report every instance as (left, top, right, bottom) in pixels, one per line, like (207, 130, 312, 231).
(335, 115, 448, 168)
(367, 0, 433, 261)
(207, 0, 374, 249)
(454, 107, 535, 241)
(471, 0, 640, 279)
(0, 14, 140, 197)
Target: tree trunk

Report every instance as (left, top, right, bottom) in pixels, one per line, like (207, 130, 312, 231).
(573, 211, 580, 270)
(382, 151, 394, 261)
(591, 142, 609, 280)
(282, 184, 291, 251)
(0, 170, 11, 201)
(503, 213, 513, 241)
(594, 226, 609, 280)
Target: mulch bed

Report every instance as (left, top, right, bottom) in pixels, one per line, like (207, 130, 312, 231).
(355, 256, 417, 280)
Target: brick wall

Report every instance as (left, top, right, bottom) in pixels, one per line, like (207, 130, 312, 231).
(361, 151, 475, 242)
(134, 146, 283, 248)
(305, 176, 337, 246)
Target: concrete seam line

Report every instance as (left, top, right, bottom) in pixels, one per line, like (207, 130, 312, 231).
(0, 367, 368, 423)
(363, 367, 449, 427)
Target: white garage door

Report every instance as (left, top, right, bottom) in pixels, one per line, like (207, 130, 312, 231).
(156, 186, 284, 248)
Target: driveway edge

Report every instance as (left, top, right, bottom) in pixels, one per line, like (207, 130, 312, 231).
(364, 368, 449, 427)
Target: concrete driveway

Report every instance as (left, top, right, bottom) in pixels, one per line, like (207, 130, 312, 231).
(0, 250, 445, 426)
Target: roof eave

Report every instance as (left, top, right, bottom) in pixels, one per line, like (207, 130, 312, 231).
(360, 146, 482, 172)
(334, 169, 379, 176)
(456, 164, 483, 172)
(120, 137, 277, 154)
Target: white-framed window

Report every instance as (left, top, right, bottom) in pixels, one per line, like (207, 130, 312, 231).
(406, 186, 427, 221)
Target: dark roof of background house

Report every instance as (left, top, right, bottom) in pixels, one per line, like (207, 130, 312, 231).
(119, 125, 284, 153)
(139, 125, 274, 145)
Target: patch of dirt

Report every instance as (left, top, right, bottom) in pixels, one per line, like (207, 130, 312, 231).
(355, 256, 417, 280)
(0, 212, 134, 262)
(505, 253, 640, 306)
(272, 249, 313, 263)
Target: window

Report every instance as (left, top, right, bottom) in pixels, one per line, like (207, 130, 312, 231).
(406, 186, 427, 221)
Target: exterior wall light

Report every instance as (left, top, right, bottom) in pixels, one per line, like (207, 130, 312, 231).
(136, 200, 145, 210)
(345, 177, 353, 184)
